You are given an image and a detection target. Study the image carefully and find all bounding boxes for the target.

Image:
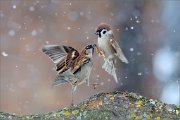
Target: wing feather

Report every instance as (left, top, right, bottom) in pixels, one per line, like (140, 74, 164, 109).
(110, 39, 128, 63)
(42, 45, 80, 73)
(42, 45, 67, 63)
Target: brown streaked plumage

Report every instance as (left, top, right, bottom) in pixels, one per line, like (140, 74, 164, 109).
(42, 44, 96, 105)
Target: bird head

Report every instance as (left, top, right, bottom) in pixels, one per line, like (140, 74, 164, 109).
(95, 23, 114, 40)
(81, 44, 96, 57)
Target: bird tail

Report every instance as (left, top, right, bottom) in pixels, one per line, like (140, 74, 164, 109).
(116, 49, 129, 64)
(52, 70, 74, 86)
(52, 74, 69, 86)
(102, 59, 118, 83)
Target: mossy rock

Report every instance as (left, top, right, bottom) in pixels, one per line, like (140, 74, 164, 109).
(0, 91, 179, 120)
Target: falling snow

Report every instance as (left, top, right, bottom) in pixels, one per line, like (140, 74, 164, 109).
(29, 6, 35, 11)
(67, 27, 71, 30)
(8, 30, 16, 36)
(130, 48, 134, 52)
(138, 73, 142, 76)
(31, 30, 37, 36)
(136, 20, 140, 23)
(125, 27, 128, 30)
(0, 0, 180, 114)
(2, 51, 8, 57)
(12, 5, 16, 9)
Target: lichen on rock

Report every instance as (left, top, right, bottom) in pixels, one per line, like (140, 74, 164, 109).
(0, 91, 179, 120)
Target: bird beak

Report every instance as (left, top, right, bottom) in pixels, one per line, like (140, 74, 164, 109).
(92, 44, 97, 48)
(108, 30, 114, 39)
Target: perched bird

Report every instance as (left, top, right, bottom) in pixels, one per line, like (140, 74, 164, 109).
(95, 23, 128, 83)
(42, 44, 96, 105)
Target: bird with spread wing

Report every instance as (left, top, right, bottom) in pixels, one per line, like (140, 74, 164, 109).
(42, 44, 96, 105)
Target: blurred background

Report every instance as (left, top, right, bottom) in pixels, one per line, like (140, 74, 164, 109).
(0, 0, 180, 114)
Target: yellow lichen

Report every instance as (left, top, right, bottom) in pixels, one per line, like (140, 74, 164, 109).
(136, 100, 143, 108)
(109, 96, 114, 100)
(130, 113, 137, 118)
(63, 111, 70, 116)
(135, 115, 143, 120)
(146, 114, 152, 119)
(72, 110, 79, 115)
(155, 116, 161, 120)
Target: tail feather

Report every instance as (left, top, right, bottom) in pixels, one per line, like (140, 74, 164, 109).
(116, 50, 129, 64)
(102, 59, 118, 83)
(52, 74, 68, 86)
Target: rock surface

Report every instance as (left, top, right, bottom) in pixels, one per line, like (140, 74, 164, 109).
(0, 91, 180, 120)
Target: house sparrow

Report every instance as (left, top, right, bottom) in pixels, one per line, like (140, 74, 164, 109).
(95, 23, 128, 83)
(42, 44, 96, 105)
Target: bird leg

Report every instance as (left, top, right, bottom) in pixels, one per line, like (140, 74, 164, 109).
(71, 91, 74, 106)
(71, 85, 77, 106)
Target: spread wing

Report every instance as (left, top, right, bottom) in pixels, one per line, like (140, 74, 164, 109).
(42, 45, 80, 74)
(110, 39, 128, 63)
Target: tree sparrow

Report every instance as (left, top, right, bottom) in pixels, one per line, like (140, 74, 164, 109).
(42, 44, 96, 105)
(95, 23, 128, 83)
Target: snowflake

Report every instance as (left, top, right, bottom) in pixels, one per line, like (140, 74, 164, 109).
(12, 5, 16, 9)
(130, 48, 134, 52)
(9, 30, 16, 36)
(151, 19, 154, 23)
(67, 27, 71, 30)
(125, 27, 128, 30)
(80, 12, 84, 16)
(136, 20, 140, 23)
(31, 30, 37, 36)
(29, 6, 35, 12)
(96, 75, 100, 78)
(130, 26, 134, 30)
(2, 51, 8, 57)
(138, 73, 142, 76)
(45, 41, 49, 44)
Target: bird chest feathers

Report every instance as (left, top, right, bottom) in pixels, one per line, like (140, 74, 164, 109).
(98, 38, 113, 57)
(75, 61, 92, 80)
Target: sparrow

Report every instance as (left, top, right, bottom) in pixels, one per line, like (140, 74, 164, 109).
(95, 23, 128, 83)
(42, 44, 96, 105)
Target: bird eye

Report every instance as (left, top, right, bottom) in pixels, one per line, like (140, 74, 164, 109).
(103, 30, 106, 34)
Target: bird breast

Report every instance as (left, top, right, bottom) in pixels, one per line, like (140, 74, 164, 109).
(98, 38, 114, 58)
(74, 61, 92, 84)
